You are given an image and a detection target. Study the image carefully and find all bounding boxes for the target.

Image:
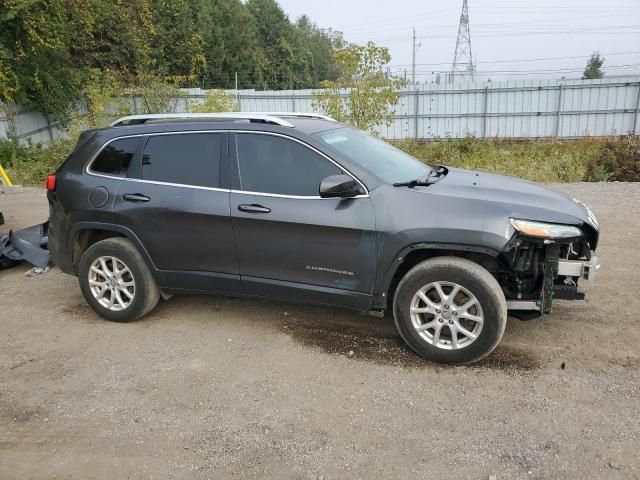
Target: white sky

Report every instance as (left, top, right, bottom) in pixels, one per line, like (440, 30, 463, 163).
(277, 0, 640, 83)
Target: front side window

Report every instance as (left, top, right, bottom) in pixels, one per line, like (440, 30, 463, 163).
(314, 127, 433, 184)
(141, 133, 222, 188)
(236, 133, 342, 196)
(91, 138, 139, 176)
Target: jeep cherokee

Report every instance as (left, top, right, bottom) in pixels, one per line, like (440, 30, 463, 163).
(46, 112, 600, 364)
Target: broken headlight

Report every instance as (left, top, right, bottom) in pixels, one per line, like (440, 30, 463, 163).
(509, 218, 583, 239)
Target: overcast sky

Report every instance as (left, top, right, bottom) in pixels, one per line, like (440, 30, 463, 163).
(277, 0, 640, 83)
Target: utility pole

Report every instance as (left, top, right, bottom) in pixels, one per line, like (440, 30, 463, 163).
(411, 27, 421, 85)
(451, 0, 474, 83)
(235, 72, 239, 106)
(412, 28, 416, 85)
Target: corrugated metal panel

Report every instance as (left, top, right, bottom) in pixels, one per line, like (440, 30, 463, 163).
(2, 76, 640, 144)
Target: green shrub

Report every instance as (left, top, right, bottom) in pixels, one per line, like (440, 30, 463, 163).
(603, 135, 640, 182)
(396, 136, 638, 183)
(0, 138, 77, 186)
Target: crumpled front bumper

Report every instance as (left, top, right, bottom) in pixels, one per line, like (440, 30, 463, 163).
(557, 255, 600, 282)
(506, 253, 600, 313)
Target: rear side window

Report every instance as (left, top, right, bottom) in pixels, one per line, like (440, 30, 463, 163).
(236, 133, 341, 196)
(141, 133, 222, 188)
(91, 138, 139, 176)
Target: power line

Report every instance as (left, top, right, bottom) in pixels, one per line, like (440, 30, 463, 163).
(408, 63, 640, 75)
(387, 51, 640, 68)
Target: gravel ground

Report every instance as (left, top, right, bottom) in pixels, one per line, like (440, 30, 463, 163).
(1, 183, 639, 479)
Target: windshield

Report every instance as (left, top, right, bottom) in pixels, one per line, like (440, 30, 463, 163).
(314, 127, 433, 184)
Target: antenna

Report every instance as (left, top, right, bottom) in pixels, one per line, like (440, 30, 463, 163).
(451, 0, 474, 82)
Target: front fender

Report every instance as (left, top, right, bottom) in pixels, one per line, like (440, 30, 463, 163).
(372, 241, 502, 310)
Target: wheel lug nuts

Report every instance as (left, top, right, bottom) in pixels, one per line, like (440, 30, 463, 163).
(436, 309, 441, 314)
(452, 312, 457, 316)
(438, 318, 444, 323)
(444, 305, 449, 309)
(448, 319, 454, 325)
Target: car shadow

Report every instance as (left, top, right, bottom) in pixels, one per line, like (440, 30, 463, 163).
(149, 294, 542, 372)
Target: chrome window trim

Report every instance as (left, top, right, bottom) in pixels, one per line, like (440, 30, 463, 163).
(232, 130, 369, 198)
(85, 129, 370, 199)
(229, 189, 369, 200)
(122, 177, 230, 192)
(85, 131, 229, 185)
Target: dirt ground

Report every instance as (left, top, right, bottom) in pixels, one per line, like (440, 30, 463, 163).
(1, 184, 639, 480)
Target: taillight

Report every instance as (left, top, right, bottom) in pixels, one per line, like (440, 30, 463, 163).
(46, 174, 56, 191)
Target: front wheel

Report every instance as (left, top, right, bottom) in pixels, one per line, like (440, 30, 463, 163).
(393, 256, 507, 364)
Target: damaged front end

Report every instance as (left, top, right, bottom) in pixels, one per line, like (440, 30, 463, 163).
(498, 218, 599, 317)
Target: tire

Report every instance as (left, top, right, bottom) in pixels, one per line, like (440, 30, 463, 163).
(78, 237, 160, 322)
(393, 256, 507, 364)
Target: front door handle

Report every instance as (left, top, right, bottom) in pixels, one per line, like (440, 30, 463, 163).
(238, 204, 271, 214)
(123, 193, 151, 203)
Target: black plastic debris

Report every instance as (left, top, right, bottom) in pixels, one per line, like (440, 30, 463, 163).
(0, 221, 50, 269)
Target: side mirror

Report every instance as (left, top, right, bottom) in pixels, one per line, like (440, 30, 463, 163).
(319, 174, 363, 198)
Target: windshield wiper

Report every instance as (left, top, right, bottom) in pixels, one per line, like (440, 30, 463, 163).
(393, 166, 448, 188)
(392, 179, 435, 188)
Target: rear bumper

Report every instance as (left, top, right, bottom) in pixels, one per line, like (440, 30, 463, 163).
(47, 199, 75, 275)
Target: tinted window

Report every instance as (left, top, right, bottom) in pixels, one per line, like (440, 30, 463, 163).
(236, 134, 341, 196)
(141, 133, 222, 188)
(92, 138, 139, 176)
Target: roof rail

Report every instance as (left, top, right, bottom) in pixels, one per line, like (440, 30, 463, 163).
(109, 113, 295, 128)
(252, 112, 336, 122)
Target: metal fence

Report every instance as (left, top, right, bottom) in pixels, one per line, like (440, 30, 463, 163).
(2, 76, 640, 144)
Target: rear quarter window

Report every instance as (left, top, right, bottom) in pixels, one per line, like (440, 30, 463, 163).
(90, 138, 140, 176)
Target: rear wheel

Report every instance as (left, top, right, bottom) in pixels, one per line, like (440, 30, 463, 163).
(78, 237, 160, 322)
(393, 256, 507, 364)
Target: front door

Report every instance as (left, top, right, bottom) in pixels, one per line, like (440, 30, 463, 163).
(113, 131, 241, 294)
(230, 132, 377, 309)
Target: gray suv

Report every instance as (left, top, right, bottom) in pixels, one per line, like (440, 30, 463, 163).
(46, 112, 600, 364)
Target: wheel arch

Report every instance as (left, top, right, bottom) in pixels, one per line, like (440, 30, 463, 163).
(69, 222, 156, 275)
(374, 242, 502, 310)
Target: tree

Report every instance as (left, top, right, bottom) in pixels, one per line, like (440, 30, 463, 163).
(189, 90, 238, 112)
(583, 51, 605, 80)
(313, 42, 403, 133)
(201, 0, 262, 89)
(294, 15, 344, 86)
(0, 0, 347, 122)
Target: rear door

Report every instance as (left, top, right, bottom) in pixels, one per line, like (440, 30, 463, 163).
(112, 131, 241, 294)
(229, 131, 377, 309)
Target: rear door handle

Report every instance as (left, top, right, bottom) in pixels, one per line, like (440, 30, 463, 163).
(238, 204, 271, 214)
(123, 193, 151, 203)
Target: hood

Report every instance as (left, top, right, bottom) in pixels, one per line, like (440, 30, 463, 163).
(429, 167, 597, 230)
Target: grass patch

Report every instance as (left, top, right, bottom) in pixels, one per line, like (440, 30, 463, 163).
(0, 134, 638, 186)
(395, 136, 638, 183)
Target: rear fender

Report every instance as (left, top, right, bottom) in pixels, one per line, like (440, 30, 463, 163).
(69, 222, 157, 272)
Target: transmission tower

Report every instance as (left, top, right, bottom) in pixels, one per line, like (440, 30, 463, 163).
(451, 0, 474, 82)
